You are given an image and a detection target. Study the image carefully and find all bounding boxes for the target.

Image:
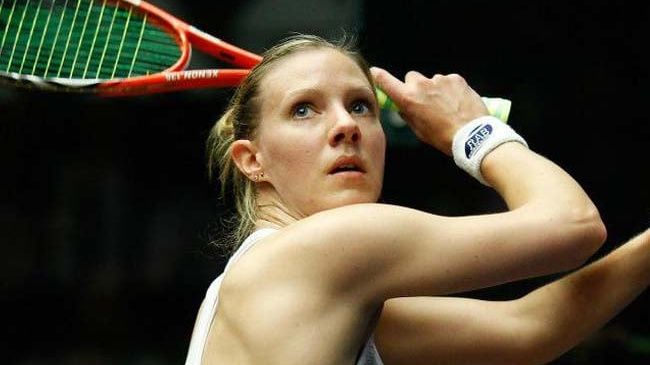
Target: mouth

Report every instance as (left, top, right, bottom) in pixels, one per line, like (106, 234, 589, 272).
(328, 156, 366, 175)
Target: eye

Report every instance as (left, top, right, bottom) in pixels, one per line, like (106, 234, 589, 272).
(292, 103, 314, 119)
(350, 99, 372, 115)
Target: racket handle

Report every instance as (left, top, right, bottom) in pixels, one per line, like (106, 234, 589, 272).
(376, 88, 512, 123)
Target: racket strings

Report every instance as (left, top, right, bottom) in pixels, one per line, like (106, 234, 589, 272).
(0, 0, 181, 79)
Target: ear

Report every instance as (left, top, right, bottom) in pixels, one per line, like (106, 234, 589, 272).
(231, 139, 264, 181)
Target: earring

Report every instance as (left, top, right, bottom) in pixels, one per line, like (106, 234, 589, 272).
(253, 172, 265, 182)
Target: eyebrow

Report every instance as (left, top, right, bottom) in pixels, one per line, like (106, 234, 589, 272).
(283, 85, 375, 100)
(284, 87, 320, 100)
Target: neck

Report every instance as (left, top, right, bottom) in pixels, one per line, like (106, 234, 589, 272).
(256, 203, 301, 230)
(255, 188, 302, 230)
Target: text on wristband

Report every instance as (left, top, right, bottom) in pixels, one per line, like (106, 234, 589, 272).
(464, 123, 494, 158)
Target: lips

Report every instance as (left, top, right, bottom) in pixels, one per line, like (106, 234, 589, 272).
(328, 156, 365, 175)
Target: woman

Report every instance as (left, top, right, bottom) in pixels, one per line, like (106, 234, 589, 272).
(184, 34, 648, 365)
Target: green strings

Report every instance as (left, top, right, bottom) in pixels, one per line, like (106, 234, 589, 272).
(0, 0, 181, 79)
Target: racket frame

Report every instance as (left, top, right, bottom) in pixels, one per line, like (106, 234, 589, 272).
(0, 0, 262, 95)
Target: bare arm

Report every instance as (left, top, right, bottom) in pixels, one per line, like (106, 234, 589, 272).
(373, 228, 650, 365)
(511, 228, 650, 364)
(275, 197, 602, 305)
(287, 70, 604, 300)
(257, 69, 605, 310)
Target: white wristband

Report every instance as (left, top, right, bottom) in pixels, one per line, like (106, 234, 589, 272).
(452, 116, 528, 186)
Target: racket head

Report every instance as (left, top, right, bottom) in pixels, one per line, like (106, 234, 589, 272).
(0, 0, 189, 92)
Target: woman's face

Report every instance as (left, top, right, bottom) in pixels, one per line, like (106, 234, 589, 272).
(254, 48, 386, 218)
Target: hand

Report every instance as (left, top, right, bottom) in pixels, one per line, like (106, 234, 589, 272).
(371, 67, 489, 155)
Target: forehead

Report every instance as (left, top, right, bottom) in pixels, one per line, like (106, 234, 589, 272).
(259, 48, 371, 100)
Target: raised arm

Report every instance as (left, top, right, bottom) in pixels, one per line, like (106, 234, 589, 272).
(350, 69, 605, 296)
(257, 68, 605, 308)
(374, 228, 650, 365)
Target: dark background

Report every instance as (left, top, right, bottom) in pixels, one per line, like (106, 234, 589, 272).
(1, 0, 649, 364)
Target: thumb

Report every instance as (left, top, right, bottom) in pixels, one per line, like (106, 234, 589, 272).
(371, 67, 407, 106)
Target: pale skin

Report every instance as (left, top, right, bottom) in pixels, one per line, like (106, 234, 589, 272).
(195, 47, 649, 365)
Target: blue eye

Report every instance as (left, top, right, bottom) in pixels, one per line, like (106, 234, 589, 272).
(293, 103, 314, 119)
(350, 100, 371, 115)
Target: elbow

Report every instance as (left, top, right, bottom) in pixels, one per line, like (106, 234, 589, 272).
(587, 209, 608, 253)
(556, 204, 607, 269)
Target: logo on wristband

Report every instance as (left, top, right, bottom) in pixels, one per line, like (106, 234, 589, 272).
(465, 123, 493, 158)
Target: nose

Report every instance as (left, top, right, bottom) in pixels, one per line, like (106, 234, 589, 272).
(328, 107, 361, 146)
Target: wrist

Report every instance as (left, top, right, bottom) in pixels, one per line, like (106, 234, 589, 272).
(451, 116, 528, 186)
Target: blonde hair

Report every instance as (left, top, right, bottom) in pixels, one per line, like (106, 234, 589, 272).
(206, 33, 374, 253)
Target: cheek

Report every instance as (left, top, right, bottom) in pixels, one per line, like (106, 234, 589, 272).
(368, 128, 387, 163)
(265, 136, 319, 177)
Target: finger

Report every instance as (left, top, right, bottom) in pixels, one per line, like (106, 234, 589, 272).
(431, 73, 445, 83)
(371, 67, 408, 103)
(404, 70, 427, 84)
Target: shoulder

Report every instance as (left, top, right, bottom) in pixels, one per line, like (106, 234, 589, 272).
(263, 203, 436, 262)
(223, 203, 440, 296)
(223, 202, 421, 271)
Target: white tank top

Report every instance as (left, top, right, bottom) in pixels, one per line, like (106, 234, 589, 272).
(184, 228, 384, 365)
